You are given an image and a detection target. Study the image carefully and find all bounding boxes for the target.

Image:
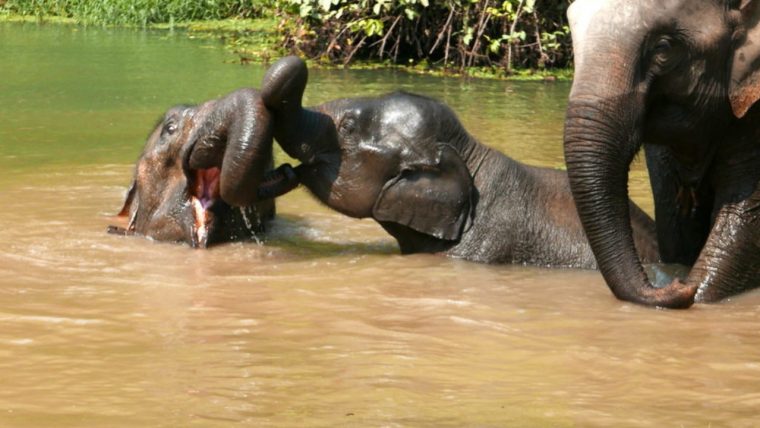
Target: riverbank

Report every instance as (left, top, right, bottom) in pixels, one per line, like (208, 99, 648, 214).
(0, 12, 573, 81)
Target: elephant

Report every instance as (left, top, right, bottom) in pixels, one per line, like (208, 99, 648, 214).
(110, 89, 296, 248)
(563, 0, 760, 307)
(192, 56, 660, 268)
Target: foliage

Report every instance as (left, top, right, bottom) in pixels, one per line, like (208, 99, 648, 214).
(275, 0, 573, 73)
(1, 0, 575, 75)
(1, 0, 274, 26)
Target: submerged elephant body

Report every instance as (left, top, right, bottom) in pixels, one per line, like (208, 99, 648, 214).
(116, 57, 660, 273)
(254, 57, 659, 268)
(563, 0, 760, 307)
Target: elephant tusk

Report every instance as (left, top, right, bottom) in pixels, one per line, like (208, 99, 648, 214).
(191, 196, 211, 248)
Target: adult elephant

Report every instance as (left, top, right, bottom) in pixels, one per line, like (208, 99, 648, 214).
(199, 56, 659, 267)
(563, 0, 760, 307)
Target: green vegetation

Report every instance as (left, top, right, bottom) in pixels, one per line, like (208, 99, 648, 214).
(279, 0, 573, 76)
(1, 0, 272, 26)
(1, 0, 574, 80)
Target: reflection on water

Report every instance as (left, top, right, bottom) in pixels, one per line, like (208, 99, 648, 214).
(1, 22, 759, 427)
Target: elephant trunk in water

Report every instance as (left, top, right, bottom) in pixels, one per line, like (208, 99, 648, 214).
(562, 16, 696, 308)
(564, 95, 664, 305)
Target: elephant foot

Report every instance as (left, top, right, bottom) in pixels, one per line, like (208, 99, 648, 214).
(257, 163, 300, 200)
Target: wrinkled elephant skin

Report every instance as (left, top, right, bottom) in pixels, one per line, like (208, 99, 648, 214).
(235, 56, 661, 268)
(564, 0, 760, 307)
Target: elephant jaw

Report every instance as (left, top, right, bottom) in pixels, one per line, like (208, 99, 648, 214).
(190, 167, 221, 248)
(188, 164, 299, 248)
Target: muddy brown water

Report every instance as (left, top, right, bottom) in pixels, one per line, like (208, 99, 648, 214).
(1, 22, 759, 427)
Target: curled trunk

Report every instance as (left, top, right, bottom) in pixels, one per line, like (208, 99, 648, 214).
(564, 97, 697, 308)
(259, 56, 336, 162)
(186, 89, 275, 207)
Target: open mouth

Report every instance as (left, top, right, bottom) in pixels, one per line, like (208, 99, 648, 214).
(190, 167, 221, 248)
(188, 164, 300, 248)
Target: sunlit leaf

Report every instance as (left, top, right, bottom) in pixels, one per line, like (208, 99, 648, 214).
(489, 39, 501, 54)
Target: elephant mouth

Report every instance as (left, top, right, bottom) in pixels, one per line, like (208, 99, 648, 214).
(185, 164, 300, 248)
(190, 167, 221, 248)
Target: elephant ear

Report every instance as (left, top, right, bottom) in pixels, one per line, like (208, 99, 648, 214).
(372, 144, 473, 241)
(117, 181, 137, 217)
(110, 180, 138, 235)
(730, 0, 760, 118)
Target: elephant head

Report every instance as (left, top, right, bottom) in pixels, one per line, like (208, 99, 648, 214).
(563, 0, 760, 307)
(256, 56, 476, 248)
(112, 89, 295, 248)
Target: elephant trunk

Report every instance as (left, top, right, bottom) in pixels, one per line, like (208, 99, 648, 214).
(186, 89, 274, 207)
(564, 96, 654, 303)
(564, 83, 696, 307)
(260, 56, 336, 162)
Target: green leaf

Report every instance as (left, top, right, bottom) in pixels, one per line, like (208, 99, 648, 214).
(299, 3, 312, 17)
(489, 39, 501, 54)
(524, 0, 536, 14)
(463, 26, 474, 46)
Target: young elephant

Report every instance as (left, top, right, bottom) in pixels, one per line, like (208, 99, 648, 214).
(210, 57, 660, 268)
(112, 89, 295, 248)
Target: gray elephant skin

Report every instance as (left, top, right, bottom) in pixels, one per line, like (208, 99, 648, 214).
(201, 56, 659, 268)
(563, 0, 760, 307)
(113, 90, 285, 248)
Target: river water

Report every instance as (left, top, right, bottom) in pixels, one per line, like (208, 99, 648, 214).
(1, 22, 759, 427)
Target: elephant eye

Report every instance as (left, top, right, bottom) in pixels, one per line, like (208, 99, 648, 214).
(653, 38, 672, 57)
(163, 120, 178, 136)
(649, 36, 685, 75)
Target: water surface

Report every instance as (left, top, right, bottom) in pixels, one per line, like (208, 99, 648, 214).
(1, 22, 759, 427)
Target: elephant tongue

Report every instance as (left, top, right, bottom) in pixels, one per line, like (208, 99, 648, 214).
(190, 167, 221, 248)
(193, 167, 221, 209)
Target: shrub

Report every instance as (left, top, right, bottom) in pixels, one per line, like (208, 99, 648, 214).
(275, 0, 573, 72)
(2, 0, 275, 25)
